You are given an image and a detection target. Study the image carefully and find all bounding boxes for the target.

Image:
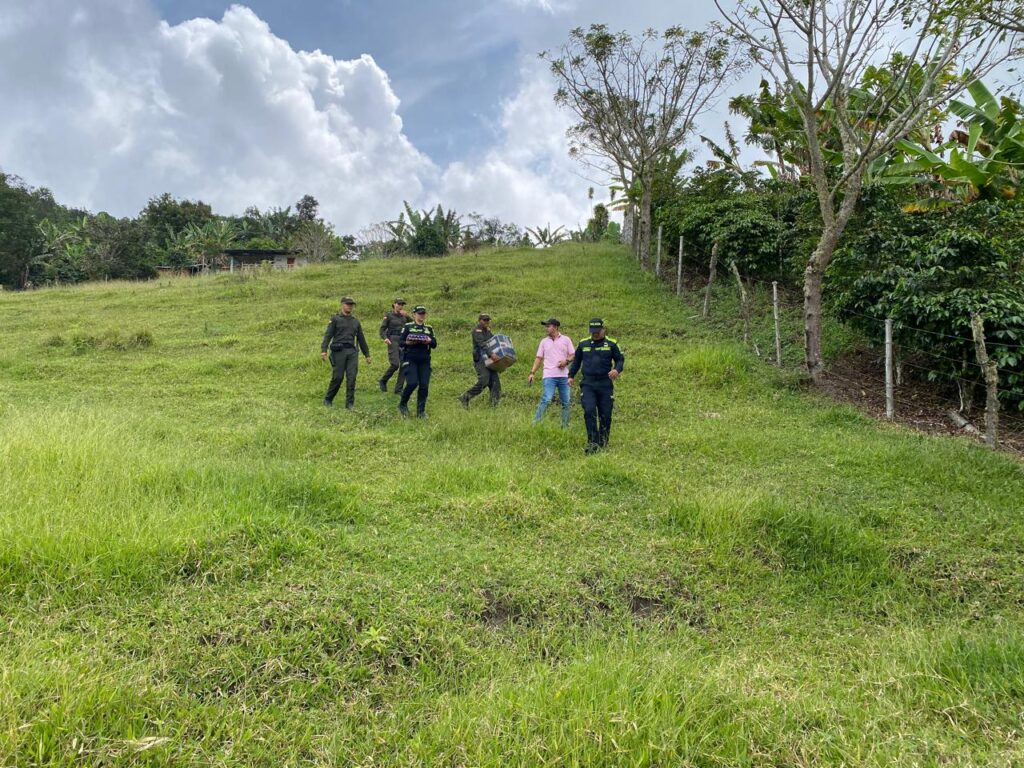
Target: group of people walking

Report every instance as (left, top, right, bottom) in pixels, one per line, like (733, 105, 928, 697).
(320, 296, 624, 453)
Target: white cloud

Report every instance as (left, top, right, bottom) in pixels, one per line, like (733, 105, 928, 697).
(437, 63, 594, 230)
(0, 1, 593, 232)
(503, 0, 577, 12)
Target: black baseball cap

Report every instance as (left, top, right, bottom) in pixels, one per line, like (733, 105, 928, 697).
(541, 317, 560, 326)
(341, 296, 356, 305)
(394, 298, 406, 305)
(413, 305, 427, 314)
(589, 318, 605, 329)
(479, 313, 491, 320)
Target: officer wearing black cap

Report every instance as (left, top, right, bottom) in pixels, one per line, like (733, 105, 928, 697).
(398, 305, 437, 418)
(459, 313, 502, 408)
(378, 298, 408, 393)
(568, 318, 624, 453)
(320, 296, 371, 409)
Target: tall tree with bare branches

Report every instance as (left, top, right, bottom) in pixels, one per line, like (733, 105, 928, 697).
(976, 1, 1024, 33)
(544, 24, 749, 267)
(716, 0, 1019, 381)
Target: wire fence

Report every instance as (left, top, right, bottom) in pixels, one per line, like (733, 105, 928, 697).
(645, 227, 1024, 453)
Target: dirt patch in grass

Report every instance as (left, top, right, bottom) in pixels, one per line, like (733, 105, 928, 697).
(479, 589, 527, 628)
(816, 347, 1024, 456)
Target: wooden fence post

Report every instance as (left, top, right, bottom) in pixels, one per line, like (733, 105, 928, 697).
(884, 318, 895, 420)
(772, 281, 782, 366)
(970, 312, 999, 448)
(702, 241, 719, 319)
(655, 224, 663, 278)
(676, 236, 684, 297)
(730, 261, 751, 348)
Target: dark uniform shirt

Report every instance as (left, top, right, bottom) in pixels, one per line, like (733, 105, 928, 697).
(399, 321, 437, 362)
(380, 311, 407, 339)
(568, 336, 624, 383)
(471, 323, 494, 362)
(321, 314, 370, 355)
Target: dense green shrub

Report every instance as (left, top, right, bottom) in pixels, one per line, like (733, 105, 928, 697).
(654, 170, 817, 280)
(830, 196, 1024, 408)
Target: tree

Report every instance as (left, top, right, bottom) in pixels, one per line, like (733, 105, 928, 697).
(0, 173, 76, 288)
(139, 193, 213, 250)
(81, 214, 151, 280)
(716, 0, 1019, 380)
(295, 194, 320, 222)
(292, 219, 341, 262)
(463, 214, 526, 248)
(545, 24, 748, 266)
(974, 0, 1024, 33)
(585, 204, 610, 241)
(356, 221, 403, 258)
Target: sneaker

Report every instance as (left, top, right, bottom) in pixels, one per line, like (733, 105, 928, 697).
(584, 442, 599, 455)
(345, 403, 354, 410)
(398, 404, 410, 418)
(417, 411, 428, 419)
(458, 394, 470, 409)
(323, 399, 333, 407)
(379, 380, 387, 392)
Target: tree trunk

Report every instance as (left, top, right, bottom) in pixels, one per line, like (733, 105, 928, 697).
(803, 252, 827, 382)
(804, 185, 861, 382)
(637, 180, 653, 269)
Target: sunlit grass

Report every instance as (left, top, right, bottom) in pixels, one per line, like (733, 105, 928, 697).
(1, 244, 1022, 765)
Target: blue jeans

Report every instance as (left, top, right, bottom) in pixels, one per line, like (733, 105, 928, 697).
(534, 377, 570, 426)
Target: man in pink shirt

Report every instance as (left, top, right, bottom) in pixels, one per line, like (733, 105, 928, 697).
(528, 317, 575, 426)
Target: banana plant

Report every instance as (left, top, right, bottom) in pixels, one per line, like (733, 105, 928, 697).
(525, 224, 568, 247)
(880, 81, 1024, 202)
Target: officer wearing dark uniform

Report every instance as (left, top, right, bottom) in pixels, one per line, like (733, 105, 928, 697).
(398, 305, 437, 418)
(459, 313, 501, 408)
(378, 298, 408, 393)
(568, 318, 624, 453)
(320, 296, 371, 409)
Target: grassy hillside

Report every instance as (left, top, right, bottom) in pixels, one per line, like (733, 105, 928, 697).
(1, 243, 1023, 766)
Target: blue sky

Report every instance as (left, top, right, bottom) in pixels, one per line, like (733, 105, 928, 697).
(0, 0, 733, 233)
(149, 0, 723, 164)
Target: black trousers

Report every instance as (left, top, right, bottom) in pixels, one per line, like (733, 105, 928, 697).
(379, 336, 405, 392)
(326, 347, 359, 405)
(580, 383, 614, 446)
(463, 359, 501, 403)
(400, 359, 431, 413)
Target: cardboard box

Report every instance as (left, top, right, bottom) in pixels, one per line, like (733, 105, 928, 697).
(483, 334, 517, 372)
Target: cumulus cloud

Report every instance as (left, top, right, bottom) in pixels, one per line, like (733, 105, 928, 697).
(0, 1, 593, 232)
(438, 63, 595, 230)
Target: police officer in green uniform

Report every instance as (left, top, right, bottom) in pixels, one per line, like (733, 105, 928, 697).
(378, 298, 408, 393)
(459, 313, 501, 408)
(398, 305, 437, 418)
(320, 296, 371, 409)
(568, 318, 624, 453)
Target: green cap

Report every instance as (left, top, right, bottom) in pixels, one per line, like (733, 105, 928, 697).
(589, 318, 605, 329)
(413, 305, 427, 314)
(341, 296, 356, 305)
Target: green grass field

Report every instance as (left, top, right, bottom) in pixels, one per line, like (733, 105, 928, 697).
(1, 243, 1023, 766)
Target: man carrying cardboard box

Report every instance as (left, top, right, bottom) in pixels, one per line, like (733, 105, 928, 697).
(459, 313, 502, 408)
